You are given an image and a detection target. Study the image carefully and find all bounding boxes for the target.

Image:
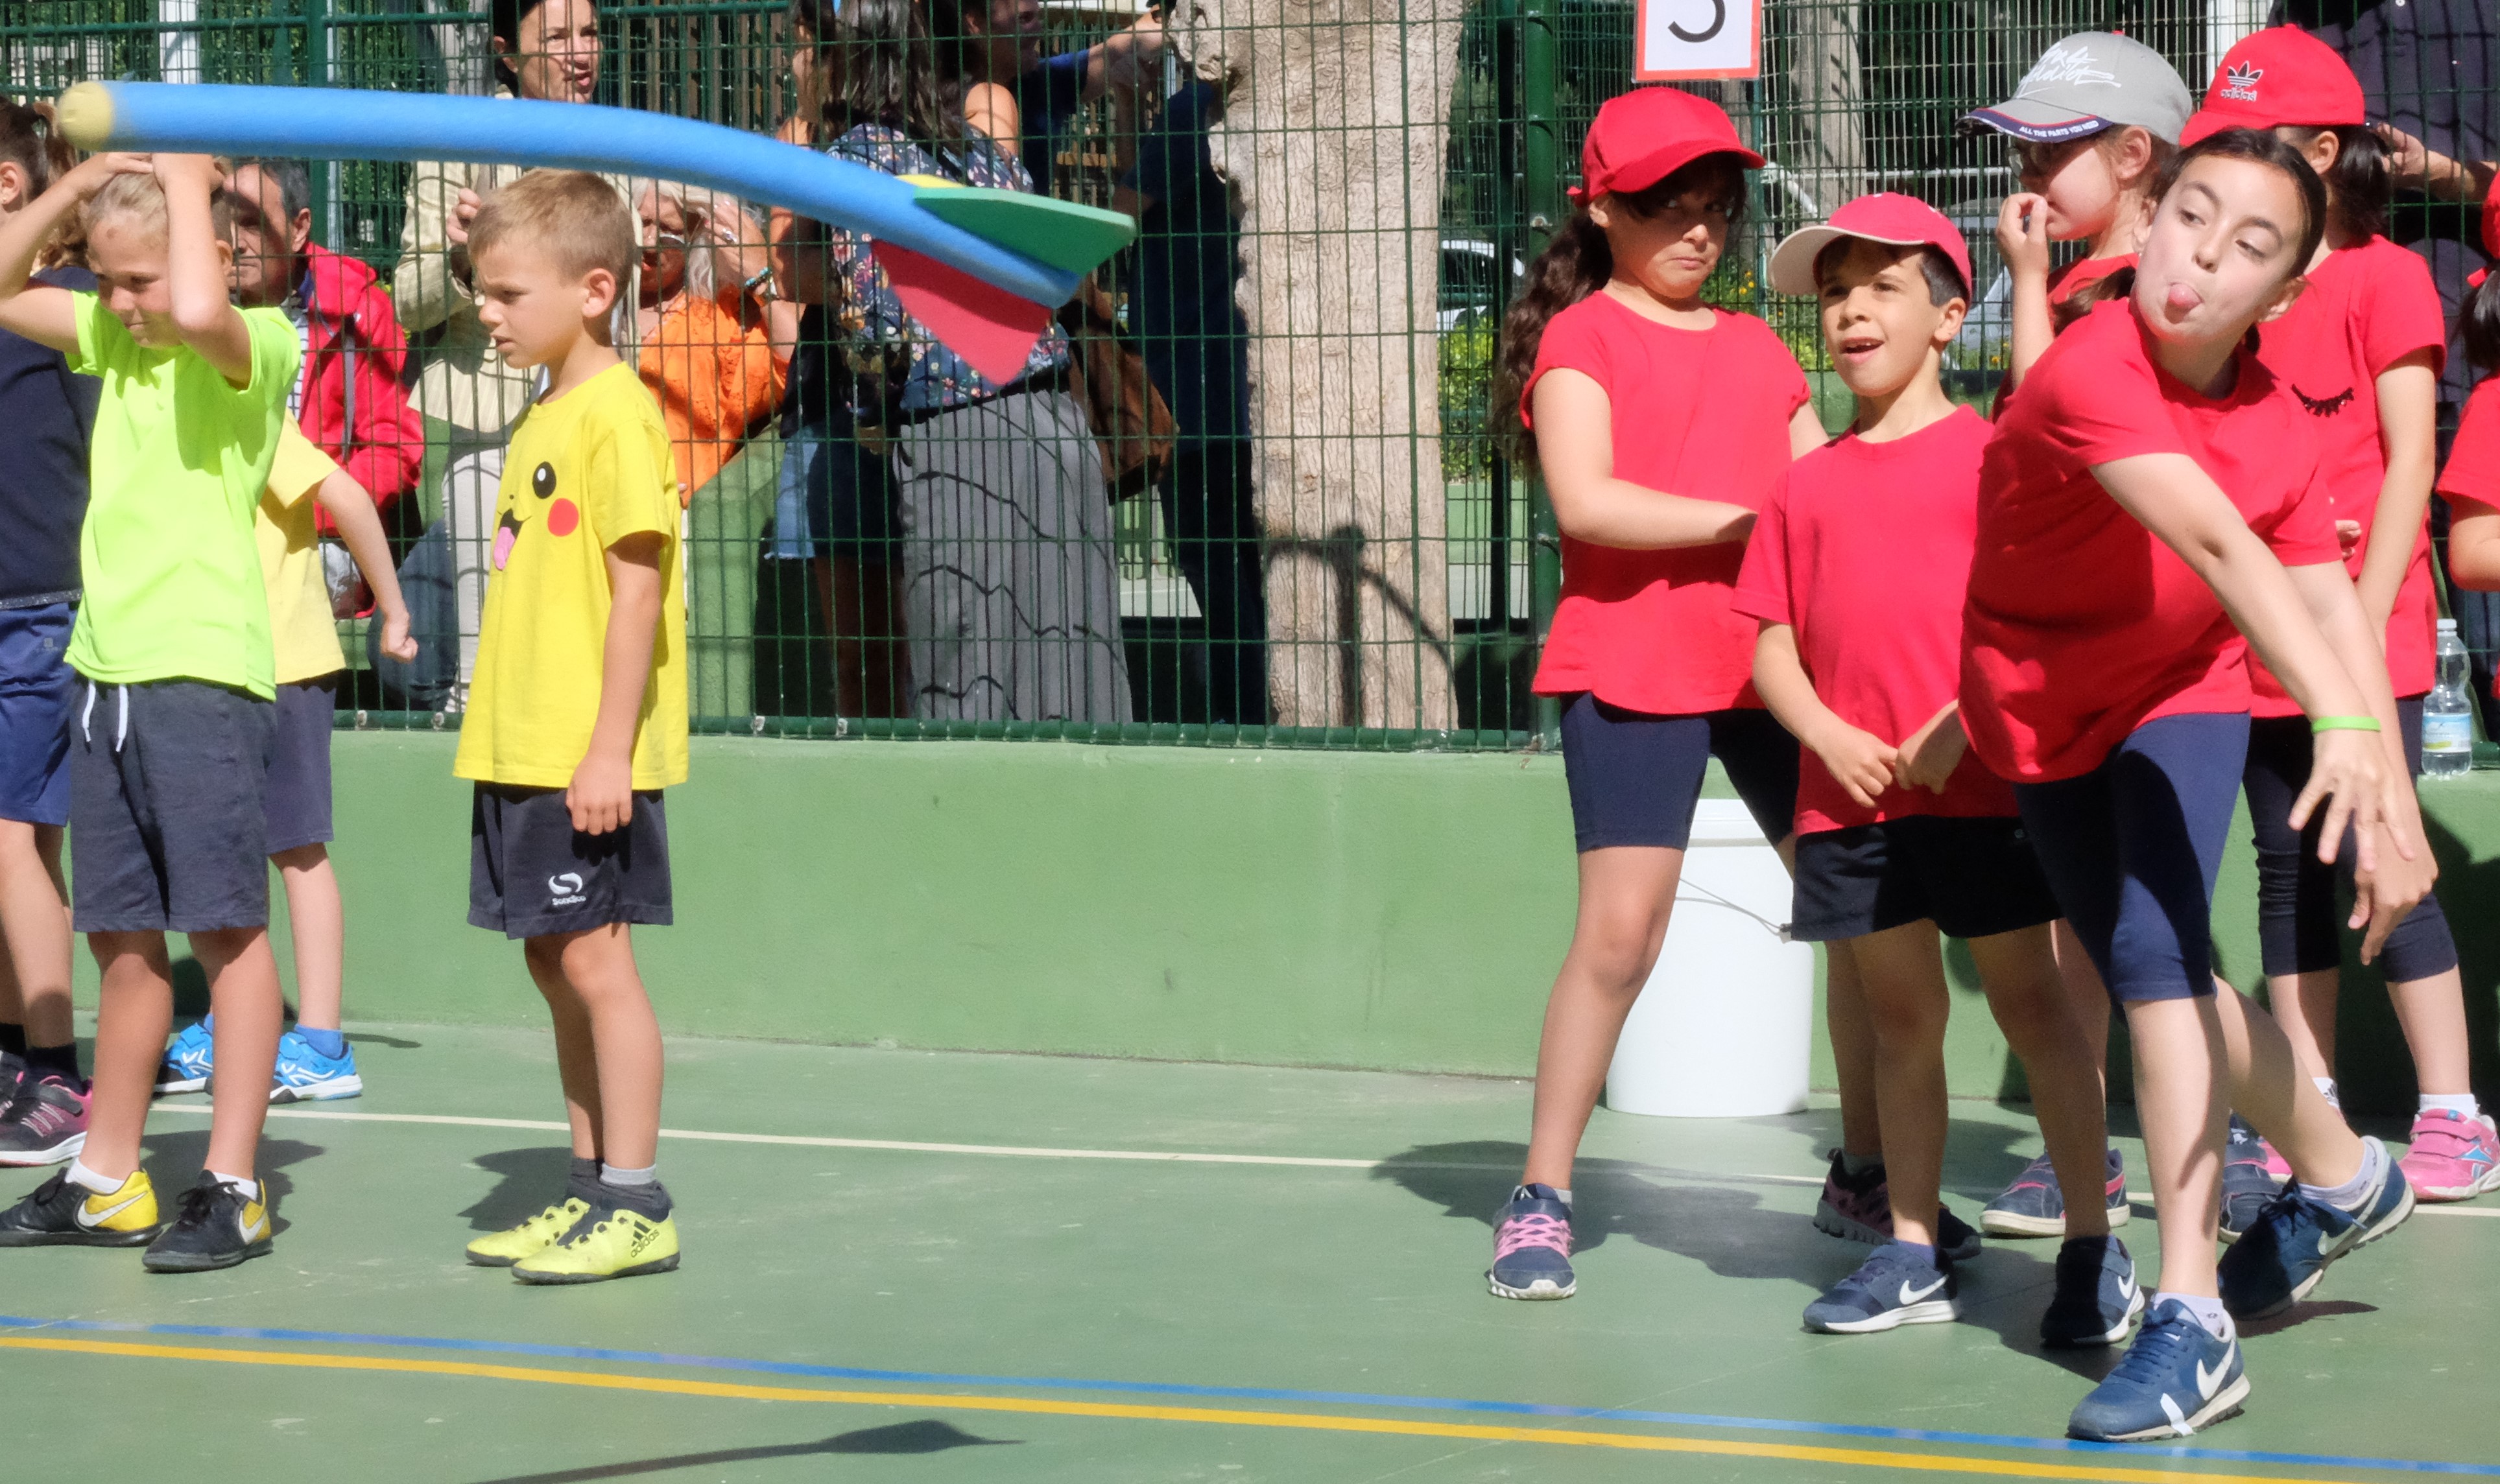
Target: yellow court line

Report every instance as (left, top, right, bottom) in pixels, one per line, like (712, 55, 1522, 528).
(0, 1335, 2350, 1484)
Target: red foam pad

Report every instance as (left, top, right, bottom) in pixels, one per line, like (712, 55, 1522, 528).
(872, 241, 1053, 385)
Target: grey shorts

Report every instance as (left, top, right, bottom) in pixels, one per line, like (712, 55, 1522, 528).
(71, 679, 274, 934)
(265, 673, 337, 855)
(469, 782, 673, 939)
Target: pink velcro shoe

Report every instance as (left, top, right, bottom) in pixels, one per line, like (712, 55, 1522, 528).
(2399, 1109, 2500, 1202)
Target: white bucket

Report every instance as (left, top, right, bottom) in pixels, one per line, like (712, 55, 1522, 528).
(1604, 799, 1816, 1118)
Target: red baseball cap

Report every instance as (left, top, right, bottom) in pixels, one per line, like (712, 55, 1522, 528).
(1767, 193, 1973, 300)
(2179, 26, 2364, 145)
(1570, 88, 1763, 205)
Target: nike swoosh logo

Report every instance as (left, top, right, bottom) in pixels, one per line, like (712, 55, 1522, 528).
(241, 1210, 269, 1242)
(2195, 1343, 2235, 1400)
(1897, 1277, 1947, 1306)
(77, 1193, 144, 1229)
(2117, 1275, 2137, 1303)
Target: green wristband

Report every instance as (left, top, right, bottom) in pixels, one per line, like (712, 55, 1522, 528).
(2310, 715, 2383, 734)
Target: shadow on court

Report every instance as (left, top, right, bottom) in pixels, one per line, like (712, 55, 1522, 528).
(459, 1146, 578, 1231)
(462, 1420, 1019, 1481)
(136, 1131, 322, 1234)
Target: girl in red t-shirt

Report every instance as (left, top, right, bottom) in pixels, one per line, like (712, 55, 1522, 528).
(2182, 26, 2495, 1212)
(1479, 88, 1830, 1302)
(1964, 130, 2433, 1441)
(2441, 273, 2500, 588)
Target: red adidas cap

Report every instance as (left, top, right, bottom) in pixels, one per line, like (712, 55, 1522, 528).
(2180, 26, 2364, 146)
(1767, 193, 1973, 300)
(1570, 88, 1763, 205)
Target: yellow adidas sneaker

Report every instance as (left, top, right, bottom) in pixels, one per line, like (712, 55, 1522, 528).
(0, 1167, 160, 1247)
(512, 1202, 680, 1284)
(465, 1197, 591, 1267)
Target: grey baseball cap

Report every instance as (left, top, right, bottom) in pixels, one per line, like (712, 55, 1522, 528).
(1961, 32, 2194, 145)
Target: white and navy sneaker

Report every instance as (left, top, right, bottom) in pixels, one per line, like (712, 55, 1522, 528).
(2218, 1136, 2413, 1321)
(154, 1021, 213, 1095)
(2041, 1234, 2143, 1347)
(1802, 1240, 1958, 1334)
(2067, 1299, 2246, 1441)
(270, 1030, 363, 1102)
(1487, 1184, 1575, 1299)
(2217, 1115, 2281, 1243)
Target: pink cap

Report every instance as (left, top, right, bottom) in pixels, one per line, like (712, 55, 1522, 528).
(2179, 26, 2364, 146)
(1569, 88, 1763, 205)
(1767, 193, 1973, 299)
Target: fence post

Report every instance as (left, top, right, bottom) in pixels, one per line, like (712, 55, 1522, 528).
(1519, 0, 1563, 743)
(302, 0, 335, 245)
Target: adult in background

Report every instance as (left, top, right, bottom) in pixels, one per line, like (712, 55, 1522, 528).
(1110, 59, 1268, 724)
(632, 183, 795, 504)
(921, 0, 1163, 193)
(392, 0, 632, 699)
(811, 0, 1131, 723)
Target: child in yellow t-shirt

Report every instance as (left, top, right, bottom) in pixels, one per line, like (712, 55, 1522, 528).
(450, 171, 688, 1285)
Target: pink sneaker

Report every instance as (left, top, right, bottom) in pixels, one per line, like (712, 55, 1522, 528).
(0, 1074, 88, 1167)
(2399, 1109, 2500, 1201)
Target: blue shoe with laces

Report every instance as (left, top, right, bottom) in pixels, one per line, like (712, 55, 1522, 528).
(1803, 1240, 1958, 1334)
(270, 1030, 363, 1103)
(2040, 1234, 2142, 1347)
(1982, 1147, 2132, 1238)
(154, 1020, 213, 1095)
(2067, 1299, 2246, 1441)
(2218, 1136, 2412, 1321)
(1486, 1184, 1575, 1299)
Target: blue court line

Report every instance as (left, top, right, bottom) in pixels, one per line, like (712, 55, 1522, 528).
(4, 1313, 2490, 1476)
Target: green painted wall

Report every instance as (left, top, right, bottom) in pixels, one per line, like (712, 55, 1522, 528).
(117, 733, 2500, 1114)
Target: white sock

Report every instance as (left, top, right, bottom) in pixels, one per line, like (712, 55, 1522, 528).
(2420, 1093, 2481, 1119)
(2298, 1137, 2385, 1211)
(65, 1159, 125, 1195)
(208, 1170, 258, 1201)
(2155, 1291, 2234, 1341)
(2312, 1076, 2341, 1110)
(1554, 1188, 1574, 1208)
(599, 1164, 656, 1188)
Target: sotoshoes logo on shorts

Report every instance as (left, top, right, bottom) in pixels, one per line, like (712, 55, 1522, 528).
(549, 872, 586, 908)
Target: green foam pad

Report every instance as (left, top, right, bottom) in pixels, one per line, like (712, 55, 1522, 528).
(912, 185, 1136, 276)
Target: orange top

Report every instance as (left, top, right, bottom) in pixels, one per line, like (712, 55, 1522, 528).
(637, 294, 788, 504)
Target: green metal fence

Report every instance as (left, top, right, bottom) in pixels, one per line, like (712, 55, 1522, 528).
(6, 0, 2494, 748)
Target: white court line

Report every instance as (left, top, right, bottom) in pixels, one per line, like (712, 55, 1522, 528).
(147, 1106, 2496, 1215)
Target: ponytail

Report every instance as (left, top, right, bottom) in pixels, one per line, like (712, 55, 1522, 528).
(2464, 269, 2500, 373)
(1494, 210, 1612, 458)
(2316, 123, 2388, 242)
(0, 99, 84, 268)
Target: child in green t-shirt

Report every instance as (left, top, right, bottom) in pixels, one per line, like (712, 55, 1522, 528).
(0, 152, 301, 1273)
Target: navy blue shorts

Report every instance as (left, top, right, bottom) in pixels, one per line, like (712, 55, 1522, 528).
(469, 783, 673, 939)
(1791, 815, 2063, 943)
(265, 673, 337, 856)
(1556, 693, 1799, 851)
(71, 679, 274, 934)
(0, 602, 75, 828)
(2014, 713, 2248, 1004)
(2242, 698, 2456, 983)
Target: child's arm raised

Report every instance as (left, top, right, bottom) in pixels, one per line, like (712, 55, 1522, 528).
(1995, 194, 2054, 391)
(1534, 369, 1759, 548)
(2353, 354, 2440, 635)
(0, 152, 152, 353)
(568, 531, 665, 837)
(1752, 622, 1896, 810)
(309, 468, 417, 665)
(154, 154, 253, 387)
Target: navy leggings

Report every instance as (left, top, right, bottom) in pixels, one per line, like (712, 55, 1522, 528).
(2241, 699, 2457, 983)
(2014, 713, 2249, 1004)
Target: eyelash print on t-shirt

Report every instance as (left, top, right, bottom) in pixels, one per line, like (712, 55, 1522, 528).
(2294, 385, 2355, 418)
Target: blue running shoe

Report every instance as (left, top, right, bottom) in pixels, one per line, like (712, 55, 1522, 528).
(2067, 1299, 2246, 1441)
(270, 1030, 363, 1103)
(1803, 1241, 1958, 1334)
(2219, 1136, 2413, 1321)
(154, 1021, 213, 1095)
(1487, 1184, 1575, 1299)
(1982, 1147, 2134, 1238)
(2041, 1234, 2143, 1347)
(2217, 1115, 2281, 1244)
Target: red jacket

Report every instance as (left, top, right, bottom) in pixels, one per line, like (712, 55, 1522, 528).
(295, 243, 423, 532)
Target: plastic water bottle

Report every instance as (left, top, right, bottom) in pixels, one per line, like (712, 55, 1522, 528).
(2422, 618, 2475, 779)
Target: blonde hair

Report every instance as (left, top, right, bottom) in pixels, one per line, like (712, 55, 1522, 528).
(469, 168, 634, 284)
(642, 181, 759, 303)
(80, 170, 234, 251)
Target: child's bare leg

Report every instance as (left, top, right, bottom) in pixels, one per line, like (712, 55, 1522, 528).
(0, 821, 72, 1050)
(2209, 984, 2363, 1188)
(2385, 967, 2474, 1097)
(194, 926, 281, 1181)
(272, 843, 344, 1033)
(1521, 846, 1680, 1192)
(557, 924, 663, 1172)
(1845, 922, 1951, 1247)
(80, 931, 175, 1180)
(2261, 968, 2340, 1089)
(1824, 941, 1881, 1158)
(525, 936, 605, 1162)
(2121, 996, 2230, 1297)
(2052, 919, 2112, 1092)
(1970, 924, 2110, 1239)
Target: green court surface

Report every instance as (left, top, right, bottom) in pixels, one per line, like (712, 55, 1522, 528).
(2, 1023, 2493, 1483)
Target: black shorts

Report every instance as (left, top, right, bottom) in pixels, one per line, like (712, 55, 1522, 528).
(469, 782, 674, 939)
(265, 674, 337, 855)
(71, 679, 274, 934)
(1791, 815, 2063, 944)
(1557, 692, 1798, 851)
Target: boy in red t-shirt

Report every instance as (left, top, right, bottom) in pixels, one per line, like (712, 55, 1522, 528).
(1736, 196, 2126, 1343)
